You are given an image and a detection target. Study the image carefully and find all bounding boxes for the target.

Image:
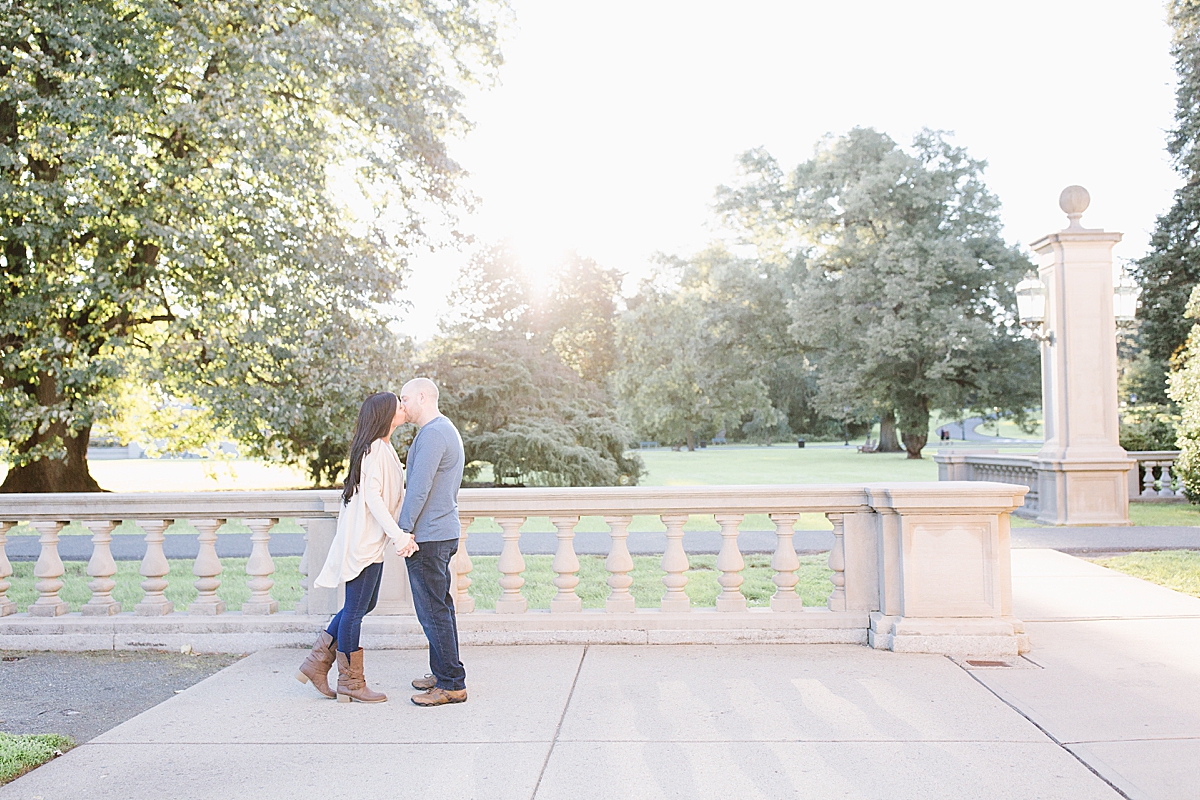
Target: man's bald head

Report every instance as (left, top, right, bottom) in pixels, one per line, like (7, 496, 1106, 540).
(400, 377, 441, 427)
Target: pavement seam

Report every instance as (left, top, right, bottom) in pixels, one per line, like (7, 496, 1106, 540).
(957, 659, 1133, 800)
(530, 644, 587, 800)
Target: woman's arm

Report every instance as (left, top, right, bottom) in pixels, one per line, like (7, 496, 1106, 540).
(364, 445, 412, 549)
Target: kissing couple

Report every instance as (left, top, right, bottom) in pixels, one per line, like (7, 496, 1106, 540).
(297, 377, 468, 707)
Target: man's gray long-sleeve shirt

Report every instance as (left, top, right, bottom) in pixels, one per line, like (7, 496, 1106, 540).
(398, 415, 465, 543)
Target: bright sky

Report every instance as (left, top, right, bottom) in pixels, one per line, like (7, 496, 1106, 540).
(395, 0, 1178, 340)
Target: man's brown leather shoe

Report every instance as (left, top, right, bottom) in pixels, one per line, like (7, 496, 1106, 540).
(411, 686, 467, 706)
(412, 674, 436, 690)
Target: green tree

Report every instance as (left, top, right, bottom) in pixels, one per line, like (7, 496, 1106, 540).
(427, 337, 642, 486)
(1133, 1, 1200, 397)
(0, 0, 502, 491)
(430, 242, 642, 485)
(717, 128, 1040, 458)
(1169, 286, 1200, 499)
(614, 257, 782, 450)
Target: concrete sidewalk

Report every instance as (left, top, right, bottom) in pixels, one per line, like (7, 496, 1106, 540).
(3, 549, 1199, 799)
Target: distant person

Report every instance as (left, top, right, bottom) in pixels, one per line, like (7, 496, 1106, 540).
(298, 391, 416, 703)
(397, 377, 468, 707)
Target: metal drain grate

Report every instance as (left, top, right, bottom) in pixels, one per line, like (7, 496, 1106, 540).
(965, 660, 1011, 668)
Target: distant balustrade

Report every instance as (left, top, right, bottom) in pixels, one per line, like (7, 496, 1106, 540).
(934, 449, 1186, 514)
(0, 482, 1030, 657)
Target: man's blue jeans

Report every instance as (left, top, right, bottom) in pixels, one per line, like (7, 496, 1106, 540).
(406, 539, 466, 691)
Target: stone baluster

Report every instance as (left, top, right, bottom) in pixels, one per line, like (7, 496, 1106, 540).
(135, 519, 174, 615)
(605, 515, 636, 613)
(82, 520, 121, 616)
(826, 512, 847, 611)
(189, 519, 225, 615)
(29, 521, 70, 617)
(1159, 464, 1176, 498)
(660, 514, 690, 612)
(242, 518, 278, 614)
(769, 513, 803, 612)
(293, 519, 309, 615)
(1142, 463, 1157, 498)
(454, 516, 475, 613)
(550, 516, 582, 612)
(714, 513, 747, 612)
(0, 522, 16, 617)
(495, 516, 527, 613)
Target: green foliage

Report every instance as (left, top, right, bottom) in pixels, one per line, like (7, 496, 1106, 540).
(1133, 1, 1200, 365)
(1119, 404, 1180, 452)
(1169, 285, 1200, 498)
(430, 243, 642, 486)
(0, 733, 73, 785)
(716, 128, 1041, 458)
(1120, 350, 1172, 406)
(615, 248, 789, 448)
(0, 0, 503, 490)
(428, 336, 643, 486)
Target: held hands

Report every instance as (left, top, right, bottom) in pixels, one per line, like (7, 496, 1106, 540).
(396, 533, 419, 559)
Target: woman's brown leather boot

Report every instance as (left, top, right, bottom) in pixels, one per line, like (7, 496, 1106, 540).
(336, 649, 388, 703)
(295, 631, 337, 699)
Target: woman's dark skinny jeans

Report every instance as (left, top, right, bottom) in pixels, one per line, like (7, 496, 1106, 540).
(325, 560, 383, 654)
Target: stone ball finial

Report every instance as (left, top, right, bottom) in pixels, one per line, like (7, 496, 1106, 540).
(1059, 185, 1090, 228)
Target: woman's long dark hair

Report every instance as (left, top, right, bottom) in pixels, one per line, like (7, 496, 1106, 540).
(342, 392, 398, 505)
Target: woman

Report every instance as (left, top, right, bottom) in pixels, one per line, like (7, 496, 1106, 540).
(297, 391, 415, 703)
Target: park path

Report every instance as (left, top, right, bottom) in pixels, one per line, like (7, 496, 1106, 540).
(3, 550, 1198, 799)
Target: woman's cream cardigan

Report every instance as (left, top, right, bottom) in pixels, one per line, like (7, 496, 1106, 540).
(314, 439, 406, 588)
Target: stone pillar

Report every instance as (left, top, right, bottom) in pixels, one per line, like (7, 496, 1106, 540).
(1031, 186, 1134, 525)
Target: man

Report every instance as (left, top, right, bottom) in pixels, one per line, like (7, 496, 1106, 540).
(397, 377, 468, 706)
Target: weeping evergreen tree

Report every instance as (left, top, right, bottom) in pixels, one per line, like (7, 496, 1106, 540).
(1133, 0, 1200, 399)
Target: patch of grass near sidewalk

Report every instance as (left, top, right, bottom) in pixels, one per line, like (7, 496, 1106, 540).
(465, 554, 834, 610)
(1094, 550, 1200, 598)
(1128, 503, 1200, 527)
(0, 733, 73, 785)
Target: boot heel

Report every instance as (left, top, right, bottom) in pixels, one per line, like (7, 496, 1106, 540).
(337, 693, 352, 703)
(296, 670, 310, 685)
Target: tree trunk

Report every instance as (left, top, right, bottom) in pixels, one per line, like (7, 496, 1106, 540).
(876, 410, 901, 452)
(898, 401, 930, 460)
(1, 425, 102, 492)
(901, 430, 928, 459)
(1, 372, 103, 493)
(685, 429, 696, 452)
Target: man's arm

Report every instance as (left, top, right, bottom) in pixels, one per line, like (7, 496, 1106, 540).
(398, 429, 448, 533)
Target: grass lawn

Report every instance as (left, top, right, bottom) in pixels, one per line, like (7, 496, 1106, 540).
(0, 733, 73, 785)
(637, 445, 942, 485)
(3, 554, 834, 613)
(1094, 550, 1200, 598)
(467, 554, 834, 609)
(5, 557, 306, 613)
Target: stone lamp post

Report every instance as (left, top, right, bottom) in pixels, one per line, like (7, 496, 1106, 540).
(1020, 186, 1134, 525)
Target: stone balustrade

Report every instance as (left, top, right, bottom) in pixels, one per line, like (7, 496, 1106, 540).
(935, 449, 1185, 516)
(0, 482, 1030, 657)
(1127, 450, 1185, 501)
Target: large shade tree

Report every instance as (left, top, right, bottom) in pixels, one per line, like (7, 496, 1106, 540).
(717, 128, 1040, 458)
(614, 250, 785, 450)
(0, 0, 503, 491)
